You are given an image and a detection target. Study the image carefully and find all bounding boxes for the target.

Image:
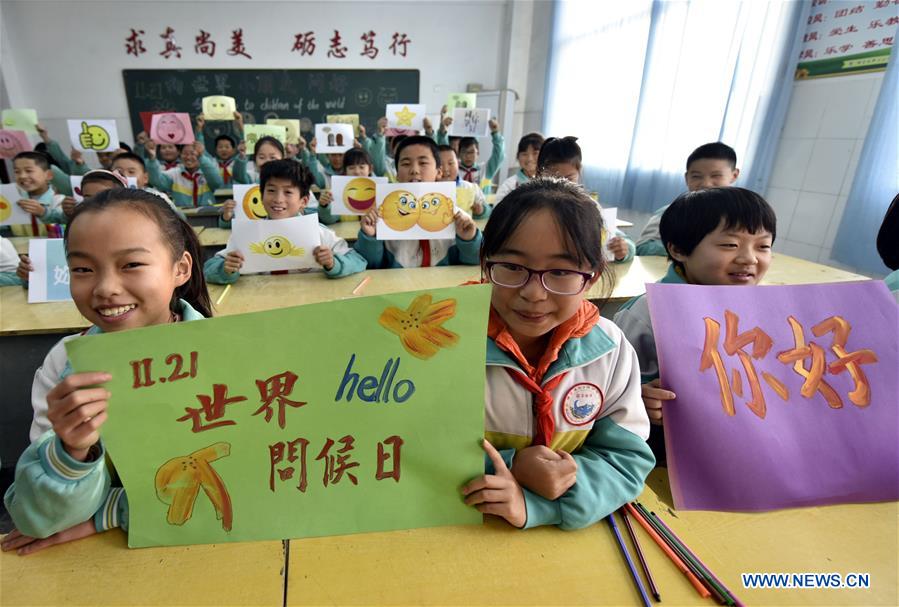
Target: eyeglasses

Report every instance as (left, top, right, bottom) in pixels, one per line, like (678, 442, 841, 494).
(485, 261, 595, 295)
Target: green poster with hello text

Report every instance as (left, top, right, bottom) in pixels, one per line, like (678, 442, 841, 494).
(66, 286, 490, 548)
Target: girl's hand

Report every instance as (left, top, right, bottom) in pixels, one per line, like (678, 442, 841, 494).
(1, 520, 98, 556)
(224, 251, 245, 274)
(608, 236, 628, 261)
(361, 207, 379, 237)
(16, 254, 33, 284)
(17, 199, 46, 217)
(221, 199, 236, 221)
(62, 197, 77, 218)
(313, 246, 334, 271)
(145, 139, 157, 159)
(195, 114, 206, 130)
(461, 440, 526, 528)
(510, 445, 578, 501)
(454, 211, 477, 241)
(642, 378, 676, 425)
(318, 191, 333, 207)
(46, 372, 112, 461)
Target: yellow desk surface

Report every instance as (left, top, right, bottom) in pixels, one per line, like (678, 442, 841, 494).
(0, 530, 285, 606)
(9, 228, 206, 255)
(286, 469, 898, 606)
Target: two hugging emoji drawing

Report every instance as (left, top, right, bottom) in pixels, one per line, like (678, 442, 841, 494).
(380, 190, 454, 232)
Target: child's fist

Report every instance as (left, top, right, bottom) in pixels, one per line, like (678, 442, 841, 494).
(16, 254, 33, 284)
(358, 124, 367, 139)
(221, 199, 236, 221)
(62, 197, 77, 218)
(361, 206, 379, 237)
(377, 117, 388, 134)
(608, 236, 628, 261)
(36, 123, 50, 143)
(489, 118, 499, 133)
(145, 139, 157, 158)
(195, 114, 206, 130)
(318, 190, 334, 207)
(454, 211, 477, 241)
(313, 245, 334, 271)
(224, 251, 245, 274)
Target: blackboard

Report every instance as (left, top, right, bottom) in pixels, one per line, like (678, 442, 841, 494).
(122, 69, 420, 137)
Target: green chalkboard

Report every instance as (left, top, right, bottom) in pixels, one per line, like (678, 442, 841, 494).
(122, 69, 420, 138)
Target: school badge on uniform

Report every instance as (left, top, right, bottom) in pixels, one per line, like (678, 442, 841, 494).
(561, 382, 604, 425)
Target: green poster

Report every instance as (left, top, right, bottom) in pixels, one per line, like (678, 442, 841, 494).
(446, 93, 478, 112)
(66, 286, 491, 548)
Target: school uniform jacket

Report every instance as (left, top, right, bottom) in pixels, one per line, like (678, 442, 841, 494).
(494, 169, 531, 205)
(635, 204, 670, 257)
(458, 131, 506, 191)
(9, 188, 66, 236)
(353, 228, 482, 269)
(147, 155, 224, 208)
(4, 300, 205, 539)
(486, 317, 654, 529)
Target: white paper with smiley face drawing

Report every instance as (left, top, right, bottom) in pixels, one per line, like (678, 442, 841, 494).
(0, 183, 32, 226)
(231, 214, 320, 274)
(202, 96, 237, 121)
(329, 175, 387, 215)
(232, 184, 267, 222)
(386, 104, 425, 131)
(376, 181, 456, 241)
(68, 119, 119, 152)
(150, 113, 195, 145)
(314, 123, 354, 154)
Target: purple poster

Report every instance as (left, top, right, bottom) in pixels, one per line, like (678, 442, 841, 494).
(647, 280, 899, 511)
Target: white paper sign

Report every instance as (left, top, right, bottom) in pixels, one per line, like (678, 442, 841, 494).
(449, 108, 490, 138)
(386, 104, 426, 131)
(376, 182, 456, 241)
(0, 184, 32, 225)
(315, 123, 354, 154)
(28, 238, 73, 303)
(231, 215, 320, 274)
(67, 119, 119, 152)
(231, 184, 266, 222)
(600, 206, 618, 262)
(329, 175, 388, 215)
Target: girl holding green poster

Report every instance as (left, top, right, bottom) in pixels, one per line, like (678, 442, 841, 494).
(2, 188, 211, 555)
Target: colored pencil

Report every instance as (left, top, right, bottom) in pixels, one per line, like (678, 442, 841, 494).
(607, 514, 652, 607)
(649, 510, 742, 607)
(625, 503, 710, 598)
(620, 507, 660, 601)
(215, 284, 232, 306)
(351, 275, 371, 295)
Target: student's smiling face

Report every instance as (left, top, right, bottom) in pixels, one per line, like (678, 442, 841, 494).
(254, 142, 283, 169)
(439, 150, 459, 181)
(684, 158, 739, 191)
(397, 144, 441, 182)
(262, 176, 308, 219)
(112, 158, 148, 187)
(13, 158, 52, 194)
(67, 206, 191, 332)
(669, 221, 773, 286)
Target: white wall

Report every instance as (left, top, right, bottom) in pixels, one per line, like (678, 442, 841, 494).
(766, 72, 884, 275)
(0, 0, 511, 145)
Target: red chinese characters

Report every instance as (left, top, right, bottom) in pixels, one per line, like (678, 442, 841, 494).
(228, 28, 252, 59)
(292, 31, 316, 55)
(178, 384, 248, 432)
(195, 29, 216, 57)
(159, 27, 182, 59)
(125, 28, 147, 57)
(360, 30, 379, 59)
(253, 371, 307, 429)
(389, 32, 411, 57)
(316, 435, 360, 486)
(328, 30, 348, 58)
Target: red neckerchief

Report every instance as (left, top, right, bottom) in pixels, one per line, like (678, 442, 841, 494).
(163, 160, 179, 170)
(461, 165, 476, 183)
(181, 170, 201, 207)
(488, 300, 600, 446)
(218, 159, 232, 184)
(419, 240, 432, 267)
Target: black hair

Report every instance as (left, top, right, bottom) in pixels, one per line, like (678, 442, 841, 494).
(33, 143, 61, 169)
(876, 193, 899, 271)
(13, 151, 51, 171)
(686, 142, 737, 171)
(659, 187, 777, 269)
(65, 189, 212, 318)
(437, 144, 454, 154)
(81, 171, 127, 191)
(537, 136, 582, 173)
(342, 148, 373, 173)
(394, 135, 441, 168)
(259, 159, 313, 196)
(253, 136, 285, 157)
(458, 137, 478, 153)
(517, 132, 545, 156)
(215, 134, 236, 147)
(118, 141, 133, 153)
(112, 152, 146, 170)
(482, 177, 612, 297)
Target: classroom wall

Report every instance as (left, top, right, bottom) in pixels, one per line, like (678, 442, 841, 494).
(0, 0, 514, 147)
(766, 71, 885, 275)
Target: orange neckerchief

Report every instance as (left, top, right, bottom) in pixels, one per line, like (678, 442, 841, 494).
(488, 300, 600, 446)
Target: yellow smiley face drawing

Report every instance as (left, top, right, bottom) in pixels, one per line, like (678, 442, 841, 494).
(417, 192, 454, 232)
(249, 235, 304, 258)
(380, 190, 420, 231)
(343, 177, 377, 212)
(241, 185, 267, 220)
(0, 194, 12, 222)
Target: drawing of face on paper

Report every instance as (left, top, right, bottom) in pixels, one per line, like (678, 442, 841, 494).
(376, 182, 456, 240)
(380, 189, 420, 231)
(151, 113, 194, 145)
(202, 96, 237, 121)
(68, 119, 118, 152)
(232, 214, 319, 274)
(1, 108, 38, 133)
(266, 119, 301, 144)
(314, 123, 353, 154)
(0, 129, 31, 159)
(326, 114, 360, 137)
(233, 184, 266, 221)
(243, 125, 287, 154)
(446, 93, 476, 112)
(417, 192, 454, 232)
(0, 183, 31, 225)
(250, 235, 305, 259)
(329, 175, 387, 215)
(386, 104, 425, 131)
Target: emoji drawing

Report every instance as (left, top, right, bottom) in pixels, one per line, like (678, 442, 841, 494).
(393, 106, 417, 127)
(155, 113, 187, 143)
(380, 190, 420, 231)
(0, 193, 12, 222)
(155, 442, 233, 531)
(241, 185, 267, 220)
(250, 235, 304, 258)
(79, 122, 110, 151)
(379, 293, 460, 360)
(0, 130, 29, 159)
(342, 177, 377, 212)
(417, 192, 454, 232)
(203, 96, 236, 121)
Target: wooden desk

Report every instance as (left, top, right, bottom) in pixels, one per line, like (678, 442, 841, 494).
(9, 228, 206, 255)
(0, 530, 285, 606)
(198, 226, 230, 248)
(286, 469, 897, 606)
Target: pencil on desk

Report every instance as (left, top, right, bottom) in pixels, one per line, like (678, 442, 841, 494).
(625, 504, 710, 599)
(351, 275, 371, 295)
(607, 514, 652, 607)
(620, 507, 660, 601)
(215, 284, 232, 306)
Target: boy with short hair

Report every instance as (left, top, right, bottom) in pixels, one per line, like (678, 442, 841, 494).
(8, 152, 66, 235)
(111, 152, 183, 217)
(204, 160, 366, 284)
(635, 142, 740, 256)
(353, 136, 481, 268)
(437, 145, 490, 219)
(614, 187, 776, 463)
(453, 118, 505, 193)
(194, 113, 247, 185)
(145, 140, 224, 207)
